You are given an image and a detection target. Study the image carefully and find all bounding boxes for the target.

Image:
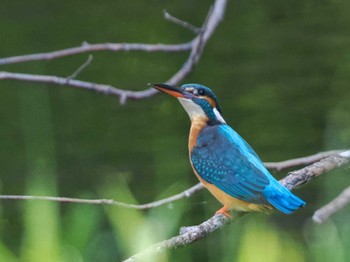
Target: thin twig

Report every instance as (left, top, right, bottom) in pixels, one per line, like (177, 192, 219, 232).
(167, 1, 225, 86)
(67, 54, 93, 79)
(0, 183, 204, 210)
(163, 10, 202, 34)
(264, 150, 348, 171)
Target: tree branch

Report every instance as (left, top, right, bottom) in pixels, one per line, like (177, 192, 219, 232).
(312, 185, 350, 223)
(0, 150, 346, 209)
(0, 71, 157, 104)
(0, 41, 193, 66)
(279, 150, 350, 191)
(2, 0, 348, 258)
(0, 183, 204, 210)
(122, 213, 241, 262)
(264, 150, 347, 171)
(0, 0, 227, 104)
(312, 150, 350, 223)
(0, 148, 348, 260)
(122, 150, 350, 261)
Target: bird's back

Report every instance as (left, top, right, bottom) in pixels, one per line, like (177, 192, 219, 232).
(190, 124, 305, 214)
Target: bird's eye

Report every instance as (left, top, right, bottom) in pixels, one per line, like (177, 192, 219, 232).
(197, 89, 205, 96)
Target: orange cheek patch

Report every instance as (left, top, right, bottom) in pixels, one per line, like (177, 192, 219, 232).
(202, 97, 216, 108)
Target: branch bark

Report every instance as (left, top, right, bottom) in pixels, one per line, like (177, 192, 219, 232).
(122, 150, 350, 262)
(122, 213, 239, 262)
(0, 42, 193, 65)
(0, 183, 205, 210)
(0, 150, 346, 209)
(1, 0, 349, 259)
(264, 150, 347, 171)
(0, 0, 227, 104)
(312, 150, 350, 223)
(313, 185, 350, 223)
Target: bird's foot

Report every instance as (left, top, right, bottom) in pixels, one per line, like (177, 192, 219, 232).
(215, 206, 231, 219)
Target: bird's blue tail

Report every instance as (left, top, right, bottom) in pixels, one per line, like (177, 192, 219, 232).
(264, 180, 306, 214)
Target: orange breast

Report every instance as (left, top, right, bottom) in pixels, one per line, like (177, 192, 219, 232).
(188, 118, 270, 212)
(188, 116, 207, 152)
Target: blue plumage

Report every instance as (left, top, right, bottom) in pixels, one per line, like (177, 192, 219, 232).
(191, 124, 306, 214)
(152, 82, 305, 215)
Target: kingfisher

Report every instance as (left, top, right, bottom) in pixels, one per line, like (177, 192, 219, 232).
(152, 83, 305, 217)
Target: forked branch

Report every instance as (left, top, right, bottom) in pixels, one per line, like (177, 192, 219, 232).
(0, 0, 228, 104)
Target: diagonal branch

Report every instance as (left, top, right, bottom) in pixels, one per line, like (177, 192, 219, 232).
(312, 184, 350, 223)
(122, 213, 240, 262)
(311, 150, 350, 223)
(0, 149, 348, 260)
(167, 0, 226, 86)
(122, 150, 350, 261)
(163, 10, 202, 34)
(67, 54, 94, 79)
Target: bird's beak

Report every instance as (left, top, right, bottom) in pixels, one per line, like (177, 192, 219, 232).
(151, 83, 185, 98)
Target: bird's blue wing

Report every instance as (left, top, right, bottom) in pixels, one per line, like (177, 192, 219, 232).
(190, 124, 271, 204)
(191, 124, 306, 213)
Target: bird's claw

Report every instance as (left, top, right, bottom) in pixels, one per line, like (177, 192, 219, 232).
(215, 206, 232, 219)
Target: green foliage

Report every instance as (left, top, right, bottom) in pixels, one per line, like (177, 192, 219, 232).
(237, 217, 305, 262)
(0, 0, 350, 261)
(101, 175, 187, 261)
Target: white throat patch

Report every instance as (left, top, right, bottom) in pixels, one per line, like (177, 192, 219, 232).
(178, 98, 205, 120)
(178, 98, 226, 124)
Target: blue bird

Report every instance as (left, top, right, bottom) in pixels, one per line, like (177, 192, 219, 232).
(152, 83, 305, 217)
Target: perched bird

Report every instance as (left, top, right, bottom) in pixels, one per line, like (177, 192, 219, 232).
(152, 83, 305, 217)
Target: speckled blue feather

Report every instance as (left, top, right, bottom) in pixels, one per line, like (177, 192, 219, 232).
(191, 124, 306, 214)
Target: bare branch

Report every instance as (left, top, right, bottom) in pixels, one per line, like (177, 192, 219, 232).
(0, 150, 347, 211)
(264, 150, 347, 171)
(312, 185, 350, 223)
(0, 71, 157, 104)
(0, 42, 193, 66)
(167, 0, 226, 86)
(122, 213, 240, 262)
(311, 151, 350, 223)
(279, 150, 350, 191)
(122, 150, 350, 261)
(0, 152, 349, 260)
(0, 183, 204, 210)
(0, 0, 226, 104)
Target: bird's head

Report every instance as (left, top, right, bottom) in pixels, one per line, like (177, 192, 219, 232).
(152, 83, 226, 125)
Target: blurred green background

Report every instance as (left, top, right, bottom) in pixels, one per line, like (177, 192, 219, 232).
(1, 0, 350, 261)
